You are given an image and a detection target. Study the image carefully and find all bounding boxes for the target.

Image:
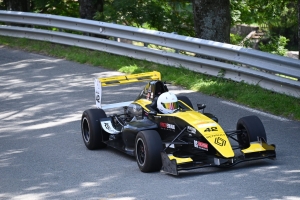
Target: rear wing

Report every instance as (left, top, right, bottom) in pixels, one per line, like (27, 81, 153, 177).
(95, 71, 161, 108)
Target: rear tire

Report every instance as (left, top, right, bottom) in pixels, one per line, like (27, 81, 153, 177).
(177, 96, 193, 109)
(236, 115, 267, 149)
(135, 130, 162, 172)
(81, 109, 107, 150)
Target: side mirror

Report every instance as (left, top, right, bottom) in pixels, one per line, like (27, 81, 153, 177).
(197, 104, 206, 113)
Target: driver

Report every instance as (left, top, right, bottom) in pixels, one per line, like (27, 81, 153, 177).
(157, 92, 179, 114)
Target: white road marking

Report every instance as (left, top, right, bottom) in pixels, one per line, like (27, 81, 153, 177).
(221, 101, 290, 122)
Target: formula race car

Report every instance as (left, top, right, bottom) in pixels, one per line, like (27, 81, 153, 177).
(81, 71, 276, 175)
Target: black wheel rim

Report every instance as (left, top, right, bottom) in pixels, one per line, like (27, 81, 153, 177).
(136, 138, 145, 166)
(82, 118, 90, 143)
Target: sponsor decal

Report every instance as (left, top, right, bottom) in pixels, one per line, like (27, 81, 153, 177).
(95, 94, 100, 103)
(160, 122, 175, 130)
(194, 140, 208, 151)
(101, 121, 120, 134)
(198, 122, 217, 128)
(205, 133, 226, 139)
(187, 126, 196, 134)
(104, 123, 110, 130)
(215, 137, 226, 146)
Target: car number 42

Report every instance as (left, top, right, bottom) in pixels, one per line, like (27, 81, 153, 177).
(204, 127, 218, 132)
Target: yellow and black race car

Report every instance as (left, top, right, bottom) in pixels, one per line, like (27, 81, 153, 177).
(81, 71, 276, 175)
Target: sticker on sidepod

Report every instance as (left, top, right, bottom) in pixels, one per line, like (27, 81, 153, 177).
(101, 120, 120, 134)
(194, 140, 208, 151)
(205, 133, 226, 139)
(197, 122, 217, 128)
(160, 122, 175, 131)
(187, 126, 196, 134)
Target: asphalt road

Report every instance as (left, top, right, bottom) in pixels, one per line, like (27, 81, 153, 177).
(1, 46, 300, 200)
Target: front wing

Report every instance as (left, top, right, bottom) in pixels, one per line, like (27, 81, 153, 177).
(161, 141, 276, 175)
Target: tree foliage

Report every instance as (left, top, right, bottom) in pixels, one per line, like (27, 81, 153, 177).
(94, 0, 195, 36)
(0, 0, 298, 54)
(231, 0, 298, 48)
(0, 0, 79, 17)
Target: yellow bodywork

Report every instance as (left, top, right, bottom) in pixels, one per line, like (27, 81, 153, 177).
(169, 111, 235, 158)
(135, 99, 151, 111)
(242, 142, 275, 154)
(168, 155, 193, 164)
(99, 71, 161, 86)
(136, 98, 235, 158)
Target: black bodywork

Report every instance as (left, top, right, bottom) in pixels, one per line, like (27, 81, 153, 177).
(82, 80, 276, 175)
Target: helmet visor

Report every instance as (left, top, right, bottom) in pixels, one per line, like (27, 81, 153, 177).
(161, 102, 178, 110)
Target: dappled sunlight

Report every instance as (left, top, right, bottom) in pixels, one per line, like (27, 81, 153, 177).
(273, 170, 300, 184)
(233, 173, 248, 178)
(1, 47, 299, 200)
(0, 61, 30, 70)
(24, 112, 81, 130)
(0, 91, 23, 100)
(274, 177, 300, 184)
(247, 166, 300, 185)
(10, 192, 51, 200)
(24, 186, 48, 191)
(167, 194, 190, 198)
(0, 78, 25, 86)
(271, 196, 300, 200)
(93, 71, 125, 79)
(283, 170, 300, 174)
(250, 166, 279, 174)
(169, 89, 193, 95)
(207, 181, 222, 185)
(2, 103, 58, 121)
(80, 181, 99, 187)
(0, 148, 27, 168)
(37, 133, 55, 138)
(0, 172, 138, 200)
(0, 58, 61, 69)
(118, 65, 139, 74)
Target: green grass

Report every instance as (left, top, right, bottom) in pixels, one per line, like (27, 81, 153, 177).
(1, 36, 299, 120)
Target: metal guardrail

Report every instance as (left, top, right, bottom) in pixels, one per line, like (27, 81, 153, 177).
(0, 11, 299, 98)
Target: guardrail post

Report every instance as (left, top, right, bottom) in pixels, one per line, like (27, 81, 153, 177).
(171, 32, 179, 53)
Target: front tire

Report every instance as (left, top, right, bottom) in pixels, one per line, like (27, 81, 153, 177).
(81, 109, 107, 150)
(135, 130, 162, 172)
(236, 115, 267, 149)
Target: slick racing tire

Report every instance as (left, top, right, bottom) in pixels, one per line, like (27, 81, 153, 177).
(135, 130, 162, 172)
(81, 109, 107, 150)
(177, 96, 193, 109)
(236, 115, 267, 149)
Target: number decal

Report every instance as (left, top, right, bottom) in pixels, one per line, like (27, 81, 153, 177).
(211, 127, 218, 131)
(204, 127, 218, 132)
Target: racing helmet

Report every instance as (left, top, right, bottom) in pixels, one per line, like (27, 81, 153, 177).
(157, 92, 179, 114)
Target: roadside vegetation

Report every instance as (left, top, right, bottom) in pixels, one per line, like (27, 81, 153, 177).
(1, 35, 299, 120)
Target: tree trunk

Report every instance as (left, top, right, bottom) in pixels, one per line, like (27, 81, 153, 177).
(192, 0, 231, 43)
(79, 0, 103, 20)
(298, 0, 300, 59)
(5, 0, 29, 11)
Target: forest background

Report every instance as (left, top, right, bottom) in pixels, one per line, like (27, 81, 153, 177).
(1, 0, 300, 120)
(0, 0, 299, 58)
